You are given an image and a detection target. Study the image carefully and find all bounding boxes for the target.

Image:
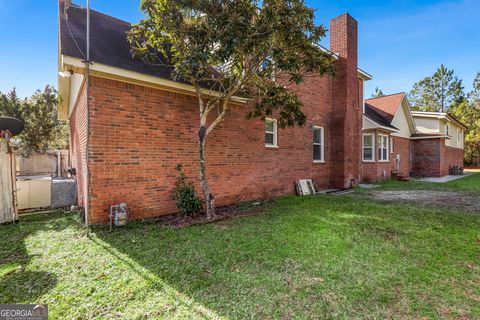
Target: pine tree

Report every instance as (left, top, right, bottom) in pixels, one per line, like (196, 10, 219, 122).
(371, 87, 385, 98)
(408, 65, 465, 112)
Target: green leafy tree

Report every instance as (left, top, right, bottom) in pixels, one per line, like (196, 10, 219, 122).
(371, 87, 384, 98)
(0, 86, 69, 155)
(450, 72, 480, 166)
(408, 64, 465, 112)
(468, 72, 480, 102)
(129, 0, 335, 218)
(0, 88, 25, 121)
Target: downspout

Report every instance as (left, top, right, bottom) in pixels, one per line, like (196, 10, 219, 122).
(84, 0, 91, 231)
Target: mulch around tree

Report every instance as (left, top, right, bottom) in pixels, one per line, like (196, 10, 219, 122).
(149, 200, 272, 228)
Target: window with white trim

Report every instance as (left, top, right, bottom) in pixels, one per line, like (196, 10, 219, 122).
(313, 126, 324, 162)
(446, 124, 449, 135)
(265, 118, 277, 147)
(362, 133, 375, 161)
(378, 134, 389, 161)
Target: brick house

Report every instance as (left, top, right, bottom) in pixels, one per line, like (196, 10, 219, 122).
(361, 93, 466, 181)
(58, 1, 464, 223)
(58, 1, 373, 223)
(410, 111, 466, 177)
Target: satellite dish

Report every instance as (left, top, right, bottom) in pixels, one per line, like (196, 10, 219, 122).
(0, 116, 24, 136)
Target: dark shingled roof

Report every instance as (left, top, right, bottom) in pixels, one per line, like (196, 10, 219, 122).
(364, 103, 398, 130)
(59, 1, 175, 80)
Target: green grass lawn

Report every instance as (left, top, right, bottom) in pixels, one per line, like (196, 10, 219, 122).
(377, 172, 480, 193)
(1, 175, 479, 319)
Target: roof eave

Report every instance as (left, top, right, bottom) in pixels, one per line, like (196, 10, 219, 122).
(61, 55, 249, 104)
(363, 114, 399, 133)
(317, 44, 372, 81)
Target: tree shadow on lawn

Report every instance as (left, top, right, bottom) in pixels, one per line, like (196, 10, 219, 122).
(92, 195, 480, 319)
(0, 212, 72, 304)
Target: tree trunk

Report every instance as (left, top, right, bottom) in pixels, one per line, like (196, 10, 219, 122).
(198, 126, 215, 219)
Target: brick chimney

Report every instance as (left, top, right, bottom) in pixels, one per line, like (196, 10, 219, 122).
(329, 13, 361, 189)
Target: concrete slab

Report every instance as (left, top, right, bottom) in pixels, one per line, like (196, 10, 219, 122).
(417, 172, 474, 183)
(359, 184, 381, 189)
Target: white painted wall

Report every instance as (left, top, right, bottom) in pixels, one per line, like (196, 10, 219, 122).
(391, 103, 412, 138)
(69, 73, 85, 116)
(362, 116, 379, 130)
(445, 123, 464, 149)
(413, 117, 439, 133)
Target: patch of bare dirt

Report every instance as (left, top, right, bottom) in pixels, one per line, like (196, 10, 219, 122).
(366, 190, 480, 213)
(149, 200, 271, 228)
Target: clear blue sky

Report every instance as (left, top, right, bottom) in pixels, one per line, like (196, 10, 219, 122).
(1, 0, 479, 98)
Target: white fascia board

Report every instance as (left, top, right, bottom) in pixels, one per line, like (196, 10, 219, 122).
(61, 55, 249, 104)
(410, 135, 450, 140)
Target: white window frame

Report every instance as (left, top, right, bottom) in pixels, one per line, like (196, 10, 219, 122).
(378, 134, 389, 162)
(312, 126, 325, 163)
(265, 118, 278, 148)
(362, 133, 375, 162)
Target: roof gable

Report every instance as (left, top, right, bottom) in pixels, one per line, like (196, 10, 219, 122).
(390, 98, 416, 137)
(365, 93, 406, 123)
(364, 103, 398, 130)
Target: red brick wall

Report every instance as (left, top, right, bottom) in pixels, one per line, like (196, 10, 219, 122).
(411, 138, 443, 177)
(390, 136, 411, 176)
(69, 12, 363, 223)
(69, 82, 88, 207)
(329, 13, 361, 188)
(86, 75, 335, 223)
(442, 146, 464, 175)
(361, 161, 391, 182)
(360, 134, 412, 182)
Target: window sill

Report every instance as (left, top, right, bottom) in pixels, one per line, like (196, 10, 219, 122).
(265, 145, 279, 149)
(313, 160, 325, 164)
(362, 160, 375, 163)
(378, 160, 390, 163)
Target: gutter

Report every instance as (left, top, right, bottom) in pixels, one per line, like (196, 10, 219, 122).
(60, 55, 249, 105)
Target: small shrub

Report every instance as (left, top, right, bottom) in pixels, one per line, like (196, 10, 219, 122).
(171, 164, 202, 216)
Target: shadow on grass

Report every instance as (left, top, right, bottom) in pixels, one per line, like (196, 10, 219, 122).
(92, 203, 344, 318)
(91, 195, 437, 319)
(92, 194, 480, 318)
(0, 270, 57, 303)
(0, 211, 73, 304)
